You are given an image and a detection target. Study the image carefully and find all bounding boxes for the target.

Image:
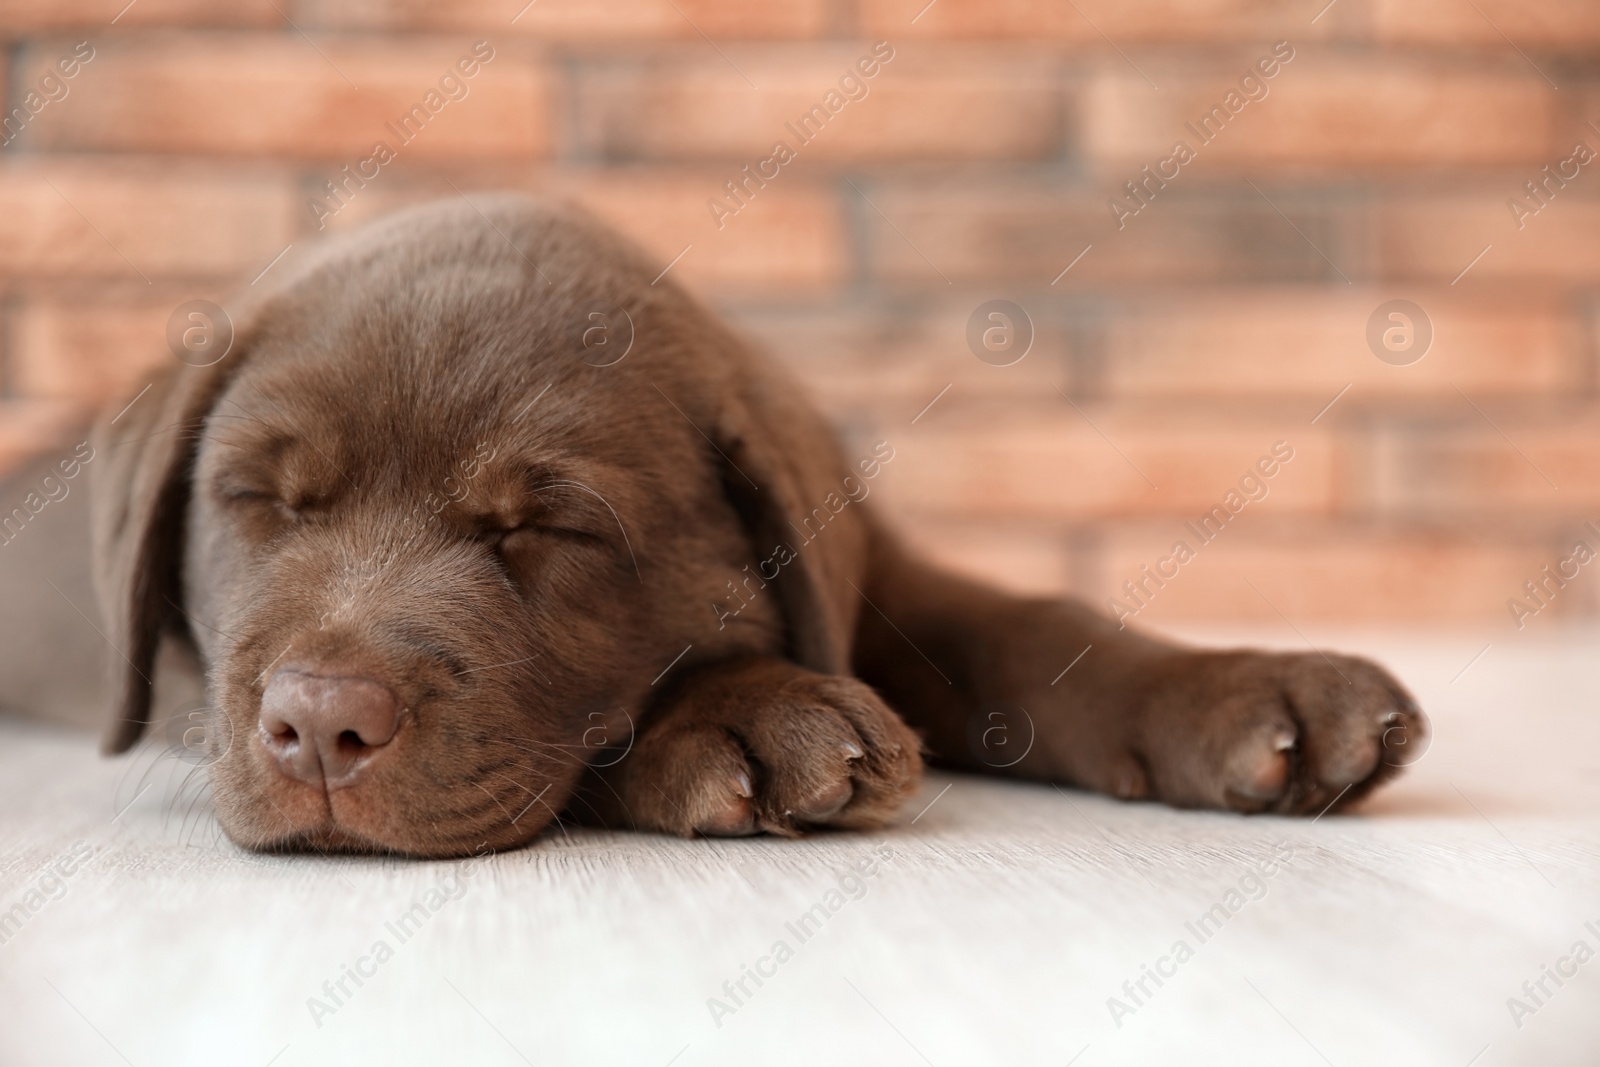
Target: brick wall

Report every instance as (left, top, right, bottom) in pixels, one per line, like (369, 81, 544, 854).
(3, 0, 1599, 628)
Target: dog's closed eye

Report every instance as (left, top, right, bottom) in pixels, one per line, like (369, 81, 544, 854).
(210, 433, 337, 526)
(216, 482, 321, 525)
(217, 484, 275, 505)
(470, 481, 638, 583)
(482, 512, 611, 558)
(497, 522, 606, 547)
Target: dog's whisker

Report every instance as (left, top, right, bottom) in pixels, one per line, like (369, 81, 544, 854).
(571, 759, 636, 831)
(455, 654, 550, 684)
(488, 732, 589, 757)
(498, 732, 595, 754)
(468, 780, 515, 823)
(476, 749, 579, 777)
(180, 779, 216, 847)
(483, 747, 584, 775)
(156, 760, 195, 828)
(534, 796, 570, 841)
(113, 730, 177, 818)
(533, 479, 642, 583)
(486, 770, 545, 800)
(554, 787, 607, 829)
(162, 593, 239, 641)
(168, 763, 213, 842)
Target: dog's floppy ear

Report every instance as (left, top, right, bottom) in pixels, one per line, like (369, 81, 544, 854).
(706, 369, 863, 678)
(90, 357, 234, 753)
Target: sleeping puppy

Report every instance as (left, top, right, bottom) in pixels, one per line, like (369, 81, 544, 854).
(85, 197, 1426, 858)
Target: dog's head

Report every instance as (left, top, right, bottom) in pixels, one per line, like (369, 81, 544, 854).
(91, 197, 855, 857)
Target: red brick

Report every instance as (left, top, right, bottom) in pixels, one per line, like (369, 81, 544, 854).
(0, 0, 276, 34)
(1377, 194, 1600, 283)
(16, 36, 548, 160)
(1371, 0, 1600, 49)
(576, 46, 1061, 162)
(740, 306, 1074, 418)
(564, 172, 848, 293)
(298, 0, 833, 38)
(864, 0, 1354, 42)
(302, 168, 849, 295)
(0, 400, 85, 473)
(1082, 53, 1562, 172)
(1097, 288, 1583, 400)
(877, 406, 1335, 521)
(10, 289, 189, 404)
(1370, 410, 1600, 518)
(895, 519, 1074, 597)
(1097, 524, 1568, 623)
(869, 0, 1600, 49)
(862, 180, 1352, 286)
(0, 161, 296, 280)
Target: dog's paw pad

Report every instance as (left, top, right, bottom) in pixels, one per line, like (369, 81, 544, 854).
(1107, 757, 1150, 801)
(694, 772, 756, 836)
(622, 668, 922, 838)
(698, 796, 756, 836)
(1225, 727, 1295, 806)
(792, 777, 854, 823)
(1138, 651, 1428, 816)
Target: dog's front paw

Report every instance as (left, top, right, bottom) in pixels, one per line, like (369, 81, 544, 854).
(618, 660, 922, 837)
(1122, 650, 1427, 815)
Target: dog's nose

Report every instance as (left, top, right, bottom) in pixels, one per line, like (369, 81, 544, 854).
(258, 669, 401, 787)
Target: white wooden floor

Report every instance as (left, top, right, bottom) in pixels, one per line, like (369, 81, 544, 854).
(1, 629, 1597, 1067)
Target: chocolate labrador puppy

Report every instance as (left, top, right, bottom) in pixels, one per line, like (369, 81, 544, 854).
(83, 197, 1424, 858)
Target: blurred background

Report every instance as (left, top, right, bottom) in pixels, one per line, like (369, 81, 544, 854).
(2, 0, 1598, 630)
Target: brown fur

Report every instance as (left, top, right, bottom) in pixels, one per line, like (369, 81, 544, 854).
(81, 196, 1426, 858)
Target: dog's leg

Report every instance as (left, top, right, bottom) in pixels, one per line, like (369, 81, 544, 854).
(577, 657, 923, 836)
(852, 522, 1427, 815)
